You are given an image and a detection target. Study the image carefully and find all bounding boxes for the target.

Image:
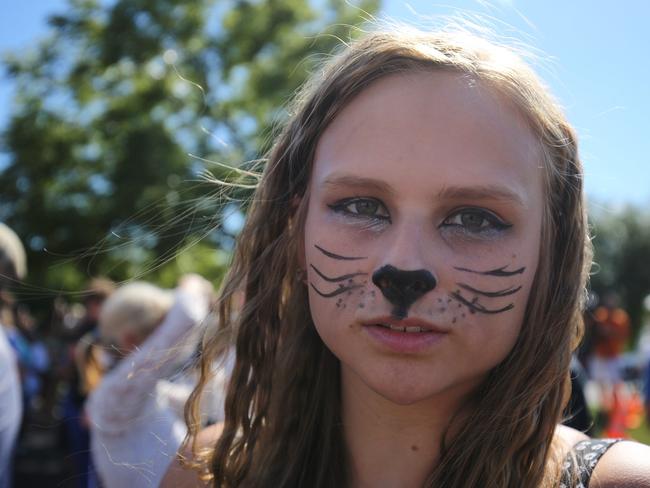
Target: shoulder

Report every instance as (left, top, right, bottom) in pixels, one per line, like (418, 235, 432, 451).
(555, 424, 590, 456)
(590, 440, 650, 488)
(555, 425, 650, 487)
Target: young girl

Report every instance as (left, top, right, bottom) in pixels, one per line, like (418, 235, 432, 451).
(163, 27, 650, 487)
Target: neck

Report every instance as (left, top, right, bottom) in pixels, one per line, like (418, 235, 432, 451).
(341, 367, 473, 488)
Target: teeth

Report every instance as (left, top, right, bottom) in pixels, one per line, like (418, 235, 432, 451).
(379, 323, 424, 333)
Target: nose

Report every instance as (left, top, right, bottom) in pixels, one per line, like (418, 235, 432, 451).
(372, 265, 437, 318)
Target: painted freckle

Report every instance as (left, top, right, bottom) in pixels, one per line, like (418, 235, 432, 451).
(452, 317, 457, 324)
(358, 303, 365, 309)
(411, 445, 419, 452)
(462, 313, 466, 318)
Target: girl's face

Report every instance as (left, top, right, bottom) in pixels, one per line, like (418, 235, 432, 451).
(303, 71, 544, 405)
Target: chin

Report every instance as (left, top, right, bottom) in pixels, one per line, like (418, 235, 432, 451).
(358, 364, 485, 408)
(366, 374, 453, 406)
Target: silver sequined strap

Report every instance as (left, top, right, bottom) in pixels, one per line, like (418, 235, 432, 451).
(560, 438, 623, 488)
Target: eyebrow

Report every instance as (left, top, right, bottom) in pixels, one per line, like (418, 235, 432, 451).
(437, 184, 525, 206)
(321, 174, 396, 196)
(321, 174, 525, 206)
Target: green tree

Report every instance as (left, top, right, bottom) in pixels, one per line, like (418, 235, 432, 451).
(590, 205, 650, 346)
(0, 0, 379, 307)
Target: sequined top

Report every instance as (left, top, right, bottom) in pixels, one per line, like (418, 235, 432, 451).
(560, 438, 623, 488)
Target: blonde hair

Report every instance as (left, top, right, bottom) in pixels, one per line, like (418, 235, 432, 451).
(185, 27, 588, 488)
(98, 281, 174, 347)
(0, 222, 27, 282)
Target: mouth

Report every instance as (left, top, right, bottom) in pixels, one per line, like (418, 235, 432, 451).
(363, 317, 449, 334)
(361, 316, 449, 353)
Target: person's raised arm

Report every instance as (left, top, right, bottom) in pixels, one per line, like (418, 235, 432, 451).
(86, 275, 212, 435)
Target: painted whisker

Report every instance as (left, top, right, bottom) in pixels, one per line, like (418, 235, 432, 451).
(450, 292, 514, 314)
(310, 283, 364, 298)
(314, 244, 367, 261)
(310, 264, 367, 282)
(454, 265, 525, 277)
(457, 283, 521, 298)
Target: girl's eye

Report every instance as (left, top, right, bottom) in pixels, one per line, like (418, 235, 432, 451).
(329, 198, 390, 220)
(441, 208, 511, 234)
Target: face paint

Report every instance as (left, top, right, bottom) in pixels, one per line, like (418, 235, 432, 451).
(456, 283, 522, 298)
(371, 265, 437, 319)
(314, 244, 367, 261)
(449, 264, 525, 315)
(303, 71, 543, 406)
(309, 264, 367, 283)
(309, 245, 368, 300)
(453, 265, 525, 277)
(449, 292, 515, 315)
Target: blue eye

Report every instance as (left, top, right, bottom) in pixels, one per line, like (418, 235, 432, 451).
(441, 208, 511, 235)
(329, 198, 390, 221)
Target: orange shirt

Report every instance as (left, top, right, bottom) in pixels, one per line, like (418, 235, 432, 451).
(592, 306, 630, 358)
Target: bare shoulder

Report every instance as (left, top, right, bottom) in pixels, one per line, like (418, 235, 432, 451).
(590, 440, 650, 488)
(159, 422, 224, 488)
(554, 424, 589, 457)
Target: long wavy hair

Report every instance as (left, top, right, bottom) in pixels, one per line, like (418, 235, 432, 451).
(184, 27, 589, 488)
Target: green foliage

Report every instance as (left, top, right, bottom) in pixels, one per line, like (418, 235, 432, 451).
(0, 0, 379, 309)
(590, 205, 650, 346)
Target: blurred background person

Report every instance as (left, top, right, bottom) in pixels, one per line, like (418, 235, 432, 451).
(61, 278, 115, 488)
(0, 222, 27, 488)
(587, 292, 631, 435)
(87, 274, 225, 487)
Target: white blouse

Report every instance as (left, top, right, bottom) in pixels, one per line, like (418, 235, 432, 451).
(0, 325, 22, 488)
(87, 289, 227, 487)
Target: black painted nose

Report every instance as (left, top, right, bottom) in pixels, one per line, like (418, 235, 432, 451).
(372, 265, 437, 318)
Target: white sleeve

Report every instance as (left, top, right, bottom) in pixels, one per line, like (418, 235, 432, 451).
(0, 328, 22, 488)
(87, 289, 208, 435)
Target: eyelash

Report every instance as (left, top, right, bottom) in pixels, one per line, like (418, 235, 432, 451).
(440, 207, 511, 235)
(328, 197, 391, 224)
(329, 198, 511, 237)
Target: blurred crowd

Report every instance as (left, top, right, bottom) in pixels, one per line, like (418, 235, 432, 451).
(1, 223, 229, 488)
(1, 219, 650, 487)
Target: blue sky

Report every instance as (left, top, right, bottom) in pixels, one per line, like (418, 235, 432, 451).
(1, 1, 649, 207)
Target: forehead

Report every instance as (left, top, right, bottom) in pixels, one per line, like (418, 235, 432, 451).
(311, 71, 543, 207)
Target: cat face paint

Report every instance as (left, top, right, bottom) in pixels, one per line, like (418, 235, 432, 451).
(309, 245, 368, 306)
(303, 71, 544, 406)
(450, 265, 525, 315)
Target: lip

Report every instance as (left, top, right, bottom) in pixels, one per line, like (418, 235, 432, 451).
(361, 316, 450, 354)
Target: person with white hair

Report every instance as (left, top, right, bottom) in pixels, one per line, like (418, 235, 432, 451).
(0, 223, 26, 488)
(87, 274, 226, 488)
